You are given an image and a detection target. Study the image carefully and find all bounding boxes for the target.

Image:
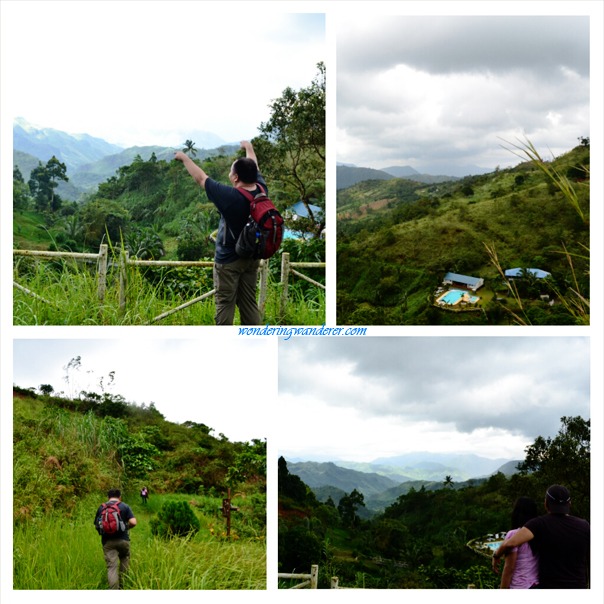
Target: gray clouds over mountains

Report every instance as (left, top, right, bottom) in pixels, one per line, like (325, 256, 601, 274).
(279, 337, 589, 461)
(337, 16, 590, 175)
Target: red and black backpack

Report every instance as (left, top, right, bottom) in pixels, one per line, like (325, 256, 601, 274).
(235, 185, 284, 260)
(96, 501, 126, 535)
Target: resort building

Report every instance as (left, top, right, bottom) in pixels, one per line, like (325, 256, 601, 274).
(442, 272, 484, 292)
(504, 268, 551, 279)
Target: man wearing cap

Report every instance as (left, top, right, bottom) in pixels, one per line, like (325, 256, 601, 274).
(492, 485, 590, 588)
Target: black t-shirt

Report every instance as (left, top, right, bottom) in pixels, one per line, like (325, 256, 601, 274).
(205, 174, 268, 264)
(525, 513, 590, 588)
(95, 500, 135, 544)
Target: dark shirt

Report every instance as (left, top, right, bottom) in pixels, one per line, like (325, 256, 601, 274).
(524, 513, 590, 588)
(94, 500, 135, 544)
(205, 174, 268, 264)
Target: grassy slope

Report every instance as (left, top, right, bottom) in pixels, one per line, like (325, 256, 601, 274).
(337, 146, 589, 325)
(13, 392, 266, 589)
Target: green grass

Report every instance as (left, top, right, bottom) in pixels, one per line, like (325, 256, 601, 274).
(14, 493, 266, 590)
(13, 256, 325, 325)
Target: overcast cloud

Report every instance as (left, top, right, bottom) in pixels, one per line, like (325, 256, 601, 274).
(337, 15, 590, 175)
(278, 337, 590, 462)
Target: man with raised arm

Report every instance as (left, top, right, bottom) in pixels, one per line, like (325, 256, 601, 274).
(174, 141, 265, 325)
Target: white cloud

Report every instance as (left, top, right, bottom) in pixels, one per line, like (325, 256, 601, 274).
(2, 3, 324, 147)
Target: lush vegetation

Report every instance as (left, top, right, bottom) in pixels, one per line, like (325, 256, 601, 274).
(13, 65, 325, 325)
(337, 139, 590, 325)
(13, 380, 266, 590)
(278, 416, 590, 589)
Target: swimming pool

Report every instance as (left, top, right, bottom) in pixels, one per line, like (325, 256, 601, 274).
(438, 289, 480, 305)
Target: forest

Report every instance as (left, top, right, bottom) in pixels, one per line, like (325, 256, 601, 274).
(337, 139, 590, 326)
(278, 415, 590, 589)
(12, 64, 325, 326)
(13, 370, 267, 589)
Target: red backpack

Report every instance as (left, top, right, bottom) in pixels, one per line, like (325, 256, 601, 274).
(235, 185, 284, 259)
(97, 501, 126, 535)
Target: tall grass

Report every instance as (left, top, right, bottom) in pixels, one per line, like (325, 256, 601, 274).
(13, 254, 325, 325)
(485, 138, 590, 325)
(14, 493, 266, 590)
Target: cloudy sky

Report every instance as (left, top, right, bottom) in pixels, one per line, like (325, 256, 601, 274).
(12, 337, 275, 444)
(1, 2, 324, 148)
(278, 336, 590, 463)
(337, 15, 591, 175)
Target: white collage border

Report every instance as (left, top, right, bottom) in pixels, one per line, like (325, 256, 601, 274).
(1, 1, 602, 602)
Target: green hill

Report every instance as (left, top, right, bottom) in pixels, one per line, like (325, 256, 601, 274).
(13, 386, 266, 589)
(337, 143, 590, 325)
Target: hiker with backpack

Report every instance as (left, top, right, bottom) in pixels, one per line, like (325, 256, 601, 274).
(94, 489, 137, 590)
(174, 140, 283, 325)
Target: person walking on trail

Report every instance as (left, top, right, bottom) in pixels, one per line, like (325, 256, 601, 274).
(498, 496, 540, 588)
(174, 140, 265, 325)
(140, 486, 148, 504)
(94, 489, 137, 590)
(492, 485, 590, 589)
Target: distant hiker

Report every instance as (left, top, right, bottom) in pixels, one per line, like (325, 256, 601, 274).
(140, 486, 148, 504)
(94, 488, 137, 590)
(492, 485, 590, 588)
(498, 496, 539, 588)
(174, 140, 275, 325)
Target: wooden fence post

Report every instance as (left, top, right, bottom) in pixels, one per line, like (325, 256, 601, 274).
(310, 564, 318, 589)
(280, 252, 290, 320)
(97, 244, 108, 302)
(330, 576, 339, 589)
(119, 250, 129, 314)
(258, 258, 268, 315)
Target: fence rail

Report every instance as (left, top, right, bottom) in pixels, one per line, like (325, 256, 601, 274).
(278, 564, 319, 589)
(13, 246, 324, 323)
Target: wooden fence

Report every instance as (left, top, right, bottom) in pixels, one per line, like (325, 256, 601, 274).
(278, 564, 319, 589)
(13, 246, 325, 322)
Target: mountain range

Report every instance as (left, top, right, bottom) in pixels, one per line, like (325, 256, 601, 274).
(286, 453, 521, 513)
(336, 162, 494, 190)
(12, 118, 236, 200)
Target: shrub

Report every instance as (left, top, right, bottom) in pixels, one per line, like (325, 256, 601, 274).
(150, 500, 201, 538)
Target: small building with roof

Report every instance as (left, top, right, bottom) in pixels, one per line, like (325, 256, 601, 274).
(442, 272, 484, 292)
(505, 268, 551, 279)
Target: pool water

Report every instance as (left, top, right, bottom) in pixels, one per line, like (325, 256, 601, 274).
(438, 289, 479, 305)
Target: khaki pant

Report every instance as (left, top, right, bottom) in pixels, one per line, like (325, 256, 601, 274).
(213, 258, 262, 325)
(103, 539, 130, 589)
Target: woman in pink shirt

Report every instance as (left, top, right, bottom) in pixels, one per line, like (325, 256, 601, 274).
(500, 497, 540, 588)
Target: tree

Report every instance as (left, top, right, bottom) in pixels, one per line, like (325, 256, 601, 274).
(13, 166, 31, 210)
(518, 415, 590, 519)
(79, 198, 130, 247)
(337, 488, 365, 528)
(39, 384, 54, 396)
(183, 139, 197, 157)
(443, 475, 454, 488)
(28, 156, 68, 212)
(255, 62, 325, 237)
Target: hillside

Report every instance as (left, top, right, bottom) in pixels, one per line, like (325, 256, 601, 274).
(337, 164, 459, 190)
(13, 386, 266, 589)
(278, 416, 589, 588)
(337, 143, 590, 325)
(286, 460, 399, 497)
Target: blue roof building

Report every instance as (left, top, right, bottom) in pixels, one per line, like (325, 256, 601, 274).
(505, 268, 551, 279)
(443, 272, 484, 291)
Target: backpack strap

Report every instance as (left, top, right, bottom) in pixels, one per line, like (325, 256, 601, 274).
(236, 183, 266, 203)
(225, 184, 265, 243)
